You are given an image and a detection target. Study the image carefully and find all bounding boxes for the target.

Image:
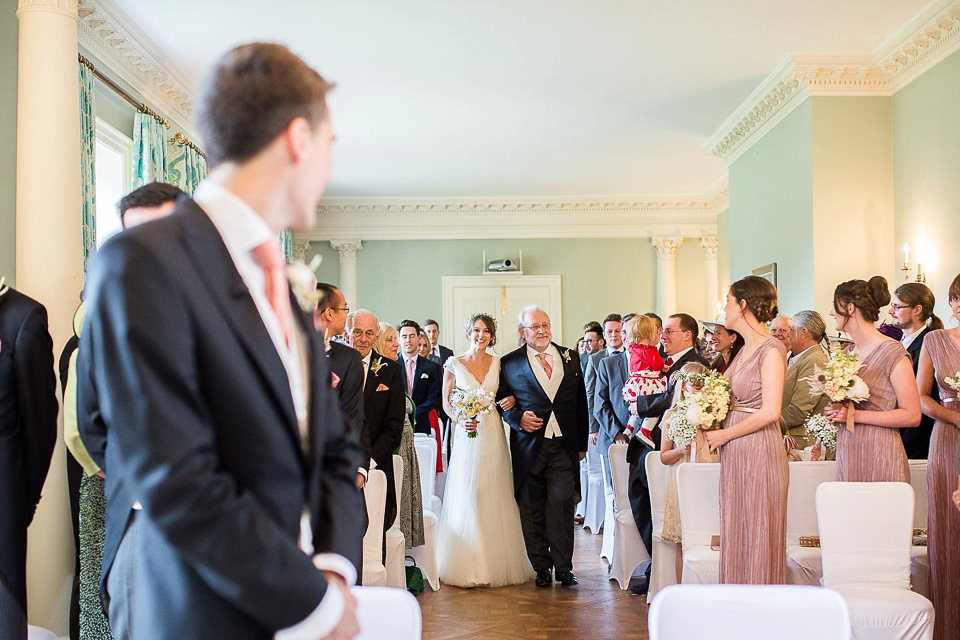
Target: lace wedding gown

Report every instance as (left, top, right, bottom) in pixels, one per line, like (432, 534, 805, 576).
(437, 356, 534, 588)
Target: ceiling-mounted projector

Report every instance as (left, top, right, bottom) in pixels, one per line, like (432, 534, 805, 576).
(487, 259, 518, 272)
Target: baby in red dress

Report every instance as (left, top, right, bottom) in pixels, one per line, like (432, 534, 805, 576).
(621, 315, 668, 448)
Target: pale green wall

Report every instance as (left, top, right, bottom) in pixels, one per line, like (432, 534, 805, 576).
(716, 206, 731, 307)
(810, 96, 895, 317)
(1, 0, 17, 285)
(729, 99, 814, 315)
(308, 237, 708, 347)
(893, 48, 960, 319)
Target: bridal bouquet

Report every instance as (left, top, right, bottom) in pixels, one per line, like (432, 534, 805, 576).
(666, 405, 697, 447)
(680, 370, 732, 430)
(807, 350, 869, 432)
(449, 386, 496, 438)
(803, 413, 838, 452)
(943, 371, 960, 394)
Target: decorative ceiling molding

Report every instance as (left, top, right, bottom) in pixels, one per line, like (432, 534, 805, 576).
(77, 0, 197, 136)
(301, 195, 723, 242)
(706, 0, 960, 163)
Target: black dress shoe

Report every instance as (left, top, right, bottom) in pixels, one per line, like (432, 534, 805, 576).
(628, 583, 648, 596)
(556, 570, 578, 587)
(535, 568, 552, 587)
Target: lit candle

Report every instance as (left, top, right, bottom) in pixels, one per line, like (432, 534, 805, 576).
(903, 243, 909, 266)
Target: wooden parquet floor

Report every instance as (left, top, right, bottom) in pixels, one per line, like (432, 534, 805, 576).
(417, 524, 649, 640)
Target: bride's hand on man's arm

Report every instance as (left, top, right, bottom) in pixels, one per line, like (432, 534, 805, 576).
(497, 395, 516, 411)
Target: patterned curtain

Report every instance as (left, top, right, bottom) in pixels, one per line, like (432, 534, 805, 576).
(132, 112, 167, 187)
(79, 63, 96, 270)
(280, 230, 293, 262)
(167, 135, 207, 195)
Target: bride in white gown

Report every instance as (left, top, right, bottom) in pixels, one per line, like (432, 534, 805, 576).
(437, 313, 535, 588)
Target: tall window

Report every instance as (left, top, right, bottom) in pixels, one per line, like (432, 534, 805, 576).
(95, 118, 132, 248)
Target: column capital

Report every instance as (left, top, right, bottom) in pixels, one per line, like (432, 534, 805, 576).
(17, 0, 78, 19)
(292, 239, 312, 263)
(651, 236, 683, 258)
(330, 239, 362, 258)
(698, 236, 719, 258)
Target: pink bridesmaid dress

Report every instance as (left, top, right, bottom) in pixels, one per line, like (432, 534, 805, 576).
(719, 338, 788, 584)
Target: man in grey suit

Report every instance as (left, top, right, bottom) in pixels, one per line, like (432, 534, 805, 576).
(780, 310, 830, 454)
(585, 314, 624, 448)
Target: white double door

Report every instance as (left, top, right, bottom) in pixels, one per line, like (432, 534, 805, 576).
(441, 275, 562, 356)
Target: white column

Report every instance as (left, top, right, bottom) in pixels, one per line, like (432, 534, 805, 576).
(699, 236, 720, 320)
(330, 239, 362, 309)
(16, 1, 81, 634)
(292, 239, 312, 263)
(651, 236, 683, 318)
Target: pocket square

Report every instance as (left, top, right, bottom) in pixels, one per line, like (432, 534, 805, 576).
(376, 383, 389, 392)
(330, 372, 340, 389)
(420, 373, 429, 379)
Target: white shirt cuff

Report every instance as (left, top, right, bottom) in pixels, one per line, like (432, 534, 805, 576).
(273, 555, 356, 639)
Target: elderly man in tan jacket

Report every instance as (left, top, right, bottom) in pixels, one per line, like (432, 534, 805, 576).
(780, 310, 831, 458)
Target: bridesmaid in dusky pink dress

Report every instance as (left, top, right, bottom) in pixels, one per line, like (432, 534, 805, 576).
(917, 272, 960, 640)
(824, 276, 921, 483)
(704, 276, 788, 584)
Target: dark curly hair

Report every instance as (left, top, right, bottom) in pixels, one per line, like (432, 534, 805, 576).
(834, 276, 890, 323)
(465, 313, 497, 347)
(729, 275, 778, 323)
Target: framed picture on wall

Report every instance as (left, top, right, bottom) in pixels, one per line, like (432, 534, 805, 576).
(752, 263, 777, 287)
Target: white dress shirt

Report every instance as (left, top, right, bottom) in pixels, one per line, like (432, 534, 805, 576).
(526, 344, 564, 438)
(193, 181, 353, 639)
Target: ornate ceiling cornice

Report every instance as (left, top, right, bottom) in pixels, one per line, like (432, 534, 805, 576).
(706, 0, 960, 163)
(302, 195, 724, 242)
(77, 0, 197, 135)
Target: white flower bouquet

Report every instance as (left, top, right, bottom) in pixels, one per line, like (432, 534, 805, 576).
(667, 405, 698, 447)
(449, 386, 496, 438)
(680, 370, 732, 430)
(807, 349, 870, 432)
(803, 413, 838, 452)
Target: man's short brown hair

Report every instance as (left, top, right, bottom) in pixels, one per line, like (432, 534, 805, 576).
(196, 43, 334, 167)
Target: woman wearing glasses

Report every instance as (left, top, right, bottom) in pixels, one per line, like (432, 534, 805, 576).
(916, 273, 960, 640)
(824, 276, 920, 483)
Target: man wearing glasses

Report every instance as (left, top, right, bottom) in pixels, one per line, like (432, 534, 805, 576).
(347, 310, 404, 531)
(499, 306, 588, 588)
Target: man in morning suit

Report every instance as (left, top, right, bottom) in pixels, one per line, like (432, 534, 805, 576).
(499, 305, 588, 588)
(397, 319, 442, 435)
(423, 319, 453, 366)
(625, 313, 709, 594)
(78, 43, 364, 639)
(0, 285, 58, 640)
(348, 310, 405, 531)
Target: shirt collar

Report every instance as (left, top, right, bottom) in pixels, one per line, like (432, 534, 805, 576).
(668, 346, 693, 362)
(900, 327, 924, 350)
(193, 180, 275, 256)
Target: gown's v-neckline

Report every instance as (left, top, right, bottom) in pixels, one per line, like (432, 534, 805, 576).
(458, 355, 493, 388)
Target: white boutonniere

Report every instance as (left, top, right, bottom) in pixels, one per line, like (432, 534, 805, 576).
(370, 357, 385, 376)
(286, 255, 323, 312)
(561, 349, 572, 364)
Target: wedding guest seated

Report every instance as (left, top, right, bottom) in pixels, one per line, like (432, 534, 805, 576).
(701, 317, 742, 374)
(780, 310, 830, 458)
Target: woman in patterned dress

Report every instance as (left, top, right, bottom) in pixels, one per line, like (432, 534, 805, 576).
(917, 272, 960, 640)
(824, 276, 920, 483)
(704, 275, 788, 584)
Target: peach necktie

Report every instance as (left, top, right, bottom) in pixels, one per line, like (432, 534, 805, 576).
(251, 240, 292, 347)
(537, 352, 553, 378)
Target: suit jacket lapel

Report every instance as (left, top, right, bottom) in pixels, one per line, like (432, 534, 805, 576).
(177, 202, 300, 443)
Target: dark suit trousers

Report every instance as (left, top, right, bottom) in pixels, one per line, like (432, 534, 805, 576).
(518, 438, 576, 573)
(627, 448, 654, 556)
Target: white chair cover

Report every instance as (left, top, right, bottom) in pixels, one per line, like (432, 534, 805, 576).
(577, 451, 590, 518)
(908, 460, 929, 599)
(676, 462, 720, 584)
(27, 626, 59, 640)
(362, 469, 388, 586)
(785, 461, 835, 586)
(648, 584, 851, 640)
(599, 454, 616, 564)
(414, 436, 442, 516)
(816, 482, 934, 640)
(607, 443, 651, 589)
(645, 451, 677, 601)
(385, 455, 406, 588)
(409, 441, 441, 590)
(582, 439, 606, 534)
(354, 586, 423, 640)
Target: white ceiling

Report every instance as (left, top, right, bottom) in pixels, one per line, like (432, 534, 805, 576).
(110, 0, 933, 198)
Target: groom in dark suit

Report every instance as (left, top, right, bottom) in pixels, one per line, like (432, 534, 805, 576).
(499, 306, 588, 587)
(79, 43, 363, 639)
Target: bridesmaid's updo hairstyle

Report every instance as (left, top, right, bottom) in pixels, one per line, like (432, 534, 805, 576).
(465, 313, 497, 347)
(893, 282, 943, 330)
(833, 276, 890, 323)
(729, 275, 779, 323)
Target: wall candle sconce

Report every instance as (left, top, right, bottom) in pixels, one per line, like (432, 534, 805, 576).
(901, 243, 926, 283)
